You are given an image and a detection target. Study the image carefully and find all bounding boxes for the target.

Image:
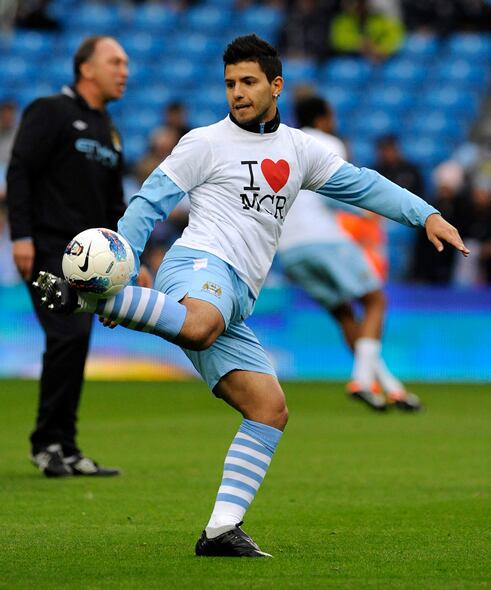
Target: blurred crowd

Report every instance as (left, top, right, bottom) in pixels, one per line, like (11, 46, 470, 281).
(4, 1, 491, 44)
(279, 0, 491, 62)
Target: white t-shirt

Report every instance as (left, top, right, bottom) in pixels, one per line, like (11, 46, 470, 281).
(161, 116, 344, 297)
(278, 127, 351, 252)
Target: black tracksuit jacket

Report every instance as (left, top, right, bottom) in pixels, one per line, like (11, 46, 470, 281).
(7, 86, 125, 254)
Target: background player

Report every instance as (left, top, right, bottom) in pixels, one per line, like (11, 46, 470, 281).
(33, 35, 468, 556)
(278, 95, 420, 411)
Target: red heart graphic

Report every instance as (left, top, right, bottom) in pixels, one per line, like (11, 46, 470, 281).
(261, 159, 290, 193)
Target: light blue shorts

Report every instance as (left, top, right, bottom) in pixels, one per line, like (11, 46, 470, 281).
(155, 245, 276, 391)
(279, 241, 382, 310)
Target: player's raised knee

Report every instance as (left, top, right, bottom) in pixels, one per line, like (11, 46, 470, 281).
(182, 327, 220, 351)
(177, 316, 223, 350)
(178, 298, 225, 350)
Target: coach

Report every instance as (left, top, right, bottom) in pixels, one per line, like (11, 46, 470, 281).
(7, 36, 135, 477)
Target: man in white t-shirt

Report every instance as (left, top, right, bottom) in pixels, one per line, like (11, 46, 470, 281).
(278, 96, 420, 412)
(33, 35, 469, 558)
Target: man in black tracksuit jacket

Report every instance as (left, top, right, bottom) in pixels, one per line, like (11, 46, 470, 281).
(7, 36, 130, 477)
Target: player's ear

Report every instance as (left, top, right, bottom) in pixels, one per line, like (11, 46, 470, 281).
(272, 76, 283, 99)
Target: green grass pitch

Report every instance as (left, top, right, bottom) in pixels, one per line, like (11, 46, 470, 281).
(0, 380, 490, 589)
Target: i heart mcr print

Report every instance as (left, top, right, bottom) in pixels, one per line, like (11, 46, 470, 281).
(261, 159, 290, 193)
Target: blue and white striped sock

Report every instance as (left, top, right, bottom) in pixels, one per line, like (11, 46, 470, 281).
(205, 419, 283, 536)
(80, 286, 186, 342)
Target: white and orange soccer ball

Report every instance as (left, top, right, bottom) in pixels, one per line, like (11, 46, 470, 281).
(62, 228, 134, 298)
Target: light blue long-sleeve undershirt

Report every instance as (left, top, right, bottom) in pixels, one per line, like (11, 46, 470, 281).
(318, 162, 438, 225)
(118, 162, 439, 280)
(117, 168, 186, 279)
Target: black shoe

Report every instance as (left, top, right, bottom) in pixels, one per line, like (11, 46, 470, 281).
(63, 454, 121, 476)
(32, 271, 80, 314)
(195, 523, 272, 557)
(31, 444, 73, 477)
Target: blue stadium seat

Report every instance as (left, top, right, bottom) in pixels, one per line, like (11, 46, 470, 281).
(385, 220, 416, 280)
(348, 109, 399, 139)
(60, 32, 89, 56)
(319, 58, 372, 87)
(125, 63, 161, 87)
(171, 34, 223, 61)
(187, 7, 232, 34)
(190, 84, 227, 113)
(14, 83, 58, 108)
(318, 84, 360, 114)
(123, 134, 148, 164)
(188, 107, 224, 129)
(347, 139, 375, 167)
(380, 58, 427, 86)
(407, 111, 467, 142)
(237, 6, 283, 41)
(119, 32, 166, 61)
(418, 86, 480, 117)
(399, 33, 440, 60)
(131, 5, 180, 33)
(120, 108, 161, 137)
(67, 4, 120, 34)
(0, 58, 39, 85)
(364, 85, 416, 113)
(446, 33, 491, 62)
(159, 59, 203, 86)
(203, 57, 228, 86)
(47, 0, 78, 25)
(10, 31, 58, 60)
(401, 137, 451, 166)
(133, 84, 177, 110)
(434, 58, 490, 89)
(282, 58, 317, 84)
(43, 58, 73, 88)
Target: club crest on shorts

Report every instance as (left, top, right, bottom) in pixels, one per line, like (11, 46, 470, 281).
(201, 282, 222, 297)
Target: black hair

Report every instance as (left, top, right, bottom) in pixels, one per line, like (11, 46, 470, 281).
(295, 96, 332, 128)
(223, 34, 282, 82)
(73, 35, 112, 82)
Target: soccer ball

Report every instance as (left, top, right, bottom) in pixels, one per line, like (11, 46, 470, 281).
(62, 228, 134, 297)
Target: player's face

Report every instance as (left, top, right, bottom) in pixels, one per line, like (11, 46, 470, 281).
(86, 38, 129, 103)
(225, 61, 283, 125)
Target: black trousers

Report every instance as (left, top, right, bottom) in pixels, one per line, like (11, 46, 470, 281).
(28, 249, 93, 456)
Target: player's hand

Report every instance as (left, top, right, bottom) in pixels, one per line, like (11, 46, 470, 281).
(136, 265, 153, 288)
(425, 213, 470, 257)
(12, 239, 35, 280)
(99, 316, 118, 329)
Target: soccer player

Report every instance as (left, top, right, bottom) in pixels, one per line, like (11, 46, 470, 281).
(33, 35, 469, 557)
(278, 96, 420, 411)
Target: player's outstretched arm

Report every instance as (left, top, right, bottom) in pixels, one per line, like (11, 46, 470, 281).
(425, 213, 470, 256)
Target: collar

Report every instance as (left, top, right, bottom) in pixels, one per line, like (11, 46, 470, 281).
(229, 109, 280, 134)
(62, 85, 105, 113)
